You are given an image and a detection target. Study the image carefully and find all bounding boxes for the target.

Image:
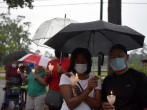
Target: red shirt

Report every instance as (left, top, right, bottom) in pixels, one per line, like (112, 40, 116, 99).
(44, 58, 70, 92)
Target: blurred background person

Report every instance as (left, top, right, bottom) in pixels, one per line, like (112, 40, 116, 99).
(22, 65, 47, 110)
(44, 50, 70, 110)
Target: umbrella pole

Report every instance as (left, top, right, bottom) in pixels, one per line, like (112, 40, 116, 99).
(59, 52, 62, 64)
(98, 52, 104, 76)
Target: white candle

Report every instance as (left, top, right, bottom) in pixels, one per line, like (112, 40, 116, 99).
(48, 63, 54, 71)
(24, 70, 27, 76)
(70, 73, 78, 85)
(32, 69, 35, 74)
(17, 68, 20, 73)
(107, 91, 116, 105)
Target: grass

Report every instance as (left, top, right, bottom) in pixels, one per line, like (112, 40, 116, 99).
(0, 66, 108, 81)
(0, 66, 5, 73)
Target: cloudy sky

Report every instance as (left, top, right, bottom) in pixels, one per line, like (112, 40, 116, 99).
(0, 0, 147, 55)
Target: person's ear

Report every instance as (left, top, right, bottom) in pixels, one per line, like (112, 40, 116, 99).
(126, 54, 129, 60)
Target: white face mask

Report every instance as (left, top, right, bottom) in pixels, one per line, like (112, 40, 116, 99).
(74, 63, 87, 74)
(18, 63, 23, 67)
(12, 64, 17, 68)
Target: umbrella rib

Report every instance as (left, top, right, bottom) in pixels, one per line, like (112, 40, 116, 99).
(99, 30, 113, 44)
(87, 31, 92, 49)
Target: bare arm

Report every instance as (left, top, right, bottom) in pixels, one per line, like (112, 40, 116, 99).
(84, 89, 102, 109)
(34, 74, 48, 86)
(60, 84, 92, 110)
(60, 76, 100, 109)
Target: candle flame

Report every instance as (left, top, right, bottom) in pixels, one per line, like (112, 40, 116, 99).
(17, 68, 20, 73)
(17, 68, 20, 71)
(111, 91, 113, 95)
(32, 69, 35, 73)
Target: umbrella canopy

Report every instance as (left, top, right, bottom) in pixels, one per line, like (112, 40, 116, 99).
(45, 20, 145, 56)
(18, 54, 51, 67)
(3, 50, 28, 64)
(32, 17, 77, 48)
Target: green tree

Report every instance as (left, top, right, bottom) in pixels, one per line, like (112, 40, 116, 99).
(129, 60, 147, 76)
(0, 13, 31, 56)
(3, 0, 33, 9)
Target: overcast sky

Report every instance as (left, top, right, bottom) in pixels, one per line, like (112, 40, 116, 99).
(0, 0, 147, 55)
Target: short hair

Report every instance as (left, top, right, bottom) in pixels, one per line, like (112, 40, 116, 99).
(68, 48, 92, 74)
(109, 44, 127, 54)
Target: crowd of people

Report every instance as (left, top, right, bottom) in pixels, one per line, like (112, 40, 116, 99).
(3, 44, 147, 110)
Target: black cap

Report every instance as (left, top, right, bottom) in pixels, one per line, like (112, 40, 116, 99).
(109, 44, 127, 54)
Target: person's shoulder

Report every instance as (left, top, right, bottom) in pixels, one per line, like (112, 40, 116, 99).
(129, 68, 147, 80)
(61, 72, 71, 79)
(129, 68, 146, 76)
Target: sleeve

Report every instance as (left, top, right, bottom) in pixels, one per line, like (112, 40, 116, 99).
(59, 74, 71, 86)
(44, 76, 50, 84)
(101, 78, 108, 102)
(137, 72, 147, 108)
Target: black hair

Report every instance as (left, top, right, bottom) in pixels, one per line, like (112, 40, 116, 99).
(55, 50, 69, 59)
(68, 48, 92, 74)
(109, 44, 127, 54)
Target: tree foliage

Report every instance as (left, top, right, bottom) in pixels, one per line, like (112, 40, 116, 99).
(129, 60, 147, 76)
(4, 0, 33, 9)
(0, 13, 31, 57)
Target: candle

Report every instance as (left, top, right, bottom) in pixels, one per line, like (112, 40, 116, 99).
(107, 91, 116, 105)
(17, 68, 20, 73)
(24, 70, 27, 76)
(32, 69, 35, 74)
(48, 63, 54, 71)
(70, 73, 78, 85)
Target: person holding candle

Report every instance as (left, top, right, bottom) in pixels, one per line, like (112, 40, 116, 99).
(5, 61, 23, 87)
(102, 44, 147, 110)
(3, 61, 23, 108)
(22, 65, 47, 110)
(44, 50, 70, 110)
(59, 48, 102, 110)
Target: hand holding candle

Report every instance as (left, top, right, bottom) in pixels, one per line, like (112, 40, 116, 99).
(70, 73, 78, 85)
(107, 91, 116, 106)
(24, 70, 28, 77)
(32, 69, 35, 74)
(17, 68, 20, 74)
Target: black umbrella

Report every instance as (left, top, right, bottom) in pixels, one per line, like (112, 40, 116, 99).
(44, 20, 145, 56)
(3, 50, 28, 64)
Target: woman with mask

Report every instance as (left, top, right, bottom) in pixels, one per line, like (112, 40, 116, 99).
(23, 65, 47, 110)
(44, 50, 70, 110)
(102, 44, 147, 110)
(59, 48, 102, 110)
(5, 61, 22, 86)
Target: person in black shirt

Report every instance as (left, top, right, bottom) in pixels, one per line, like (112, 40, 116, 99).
(102, 44, 147, 110)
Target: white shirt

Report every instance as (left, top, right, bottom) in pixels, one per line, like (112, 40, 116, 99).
(59, 72, 101, 110)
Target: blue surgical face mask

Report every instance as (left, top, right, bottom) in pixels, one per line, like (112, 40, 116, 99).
(110, 57, 126, 71)
(74, 63, 87, 74)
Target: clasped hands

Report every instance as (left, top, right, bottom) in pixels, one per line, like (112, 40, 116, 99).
(72, 76, 98, 95)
